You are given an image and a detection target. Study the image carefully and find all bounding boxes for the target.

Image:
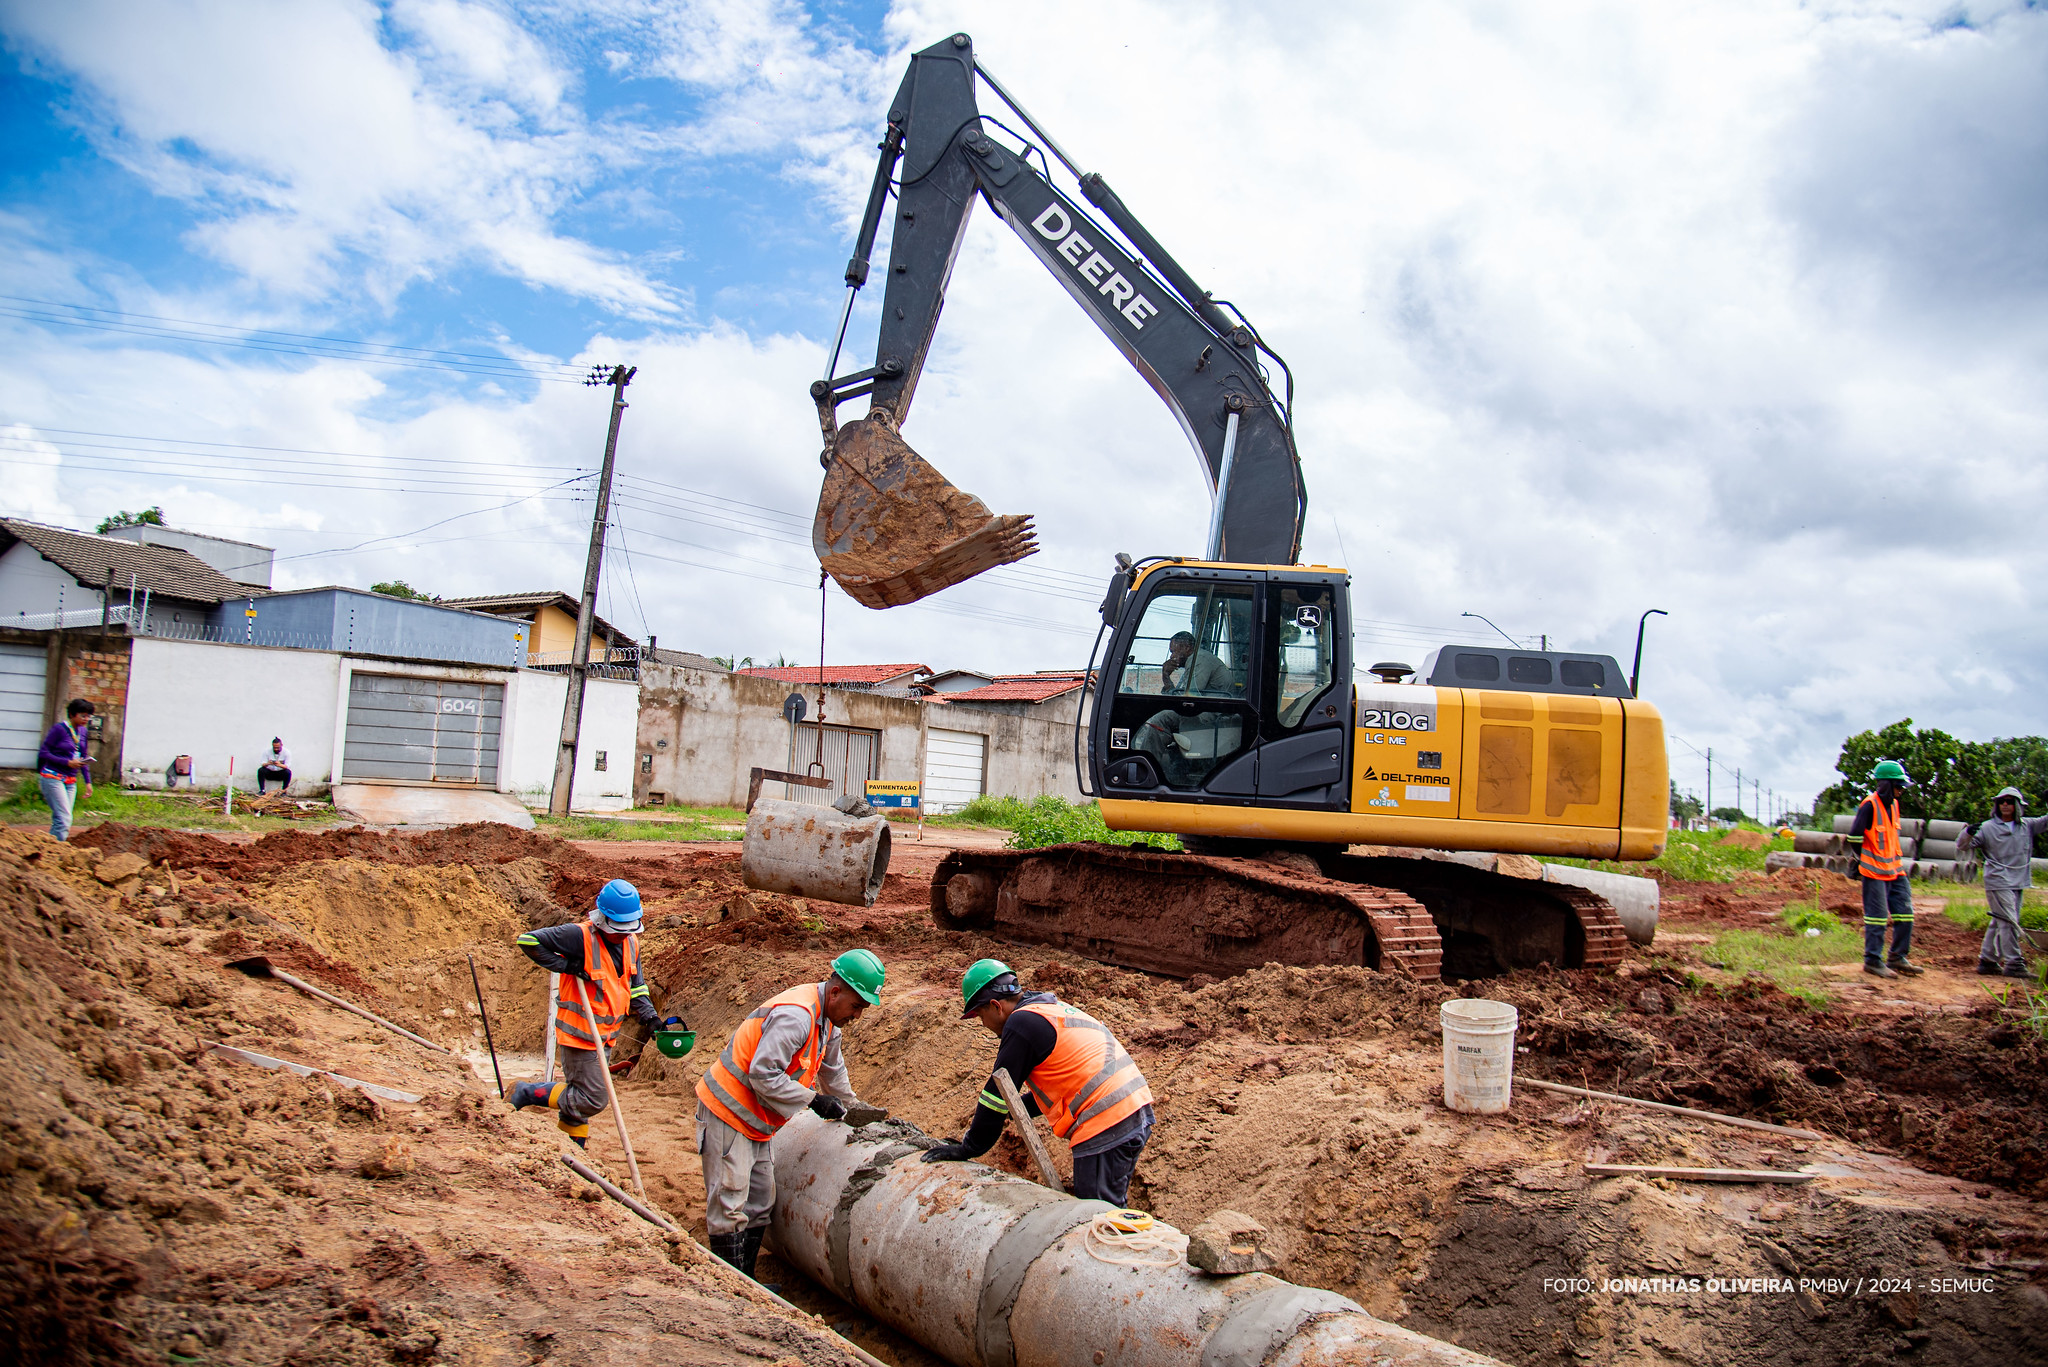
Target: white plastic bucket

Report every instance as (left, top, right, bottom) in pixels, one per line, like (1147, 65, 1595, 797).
(1441, 998, 1518, 1113)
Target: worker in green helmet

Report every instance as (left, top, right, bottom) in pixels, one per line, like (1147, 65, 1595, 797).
(693, 948, 884, 1280)
(1847, 760, 1922, 978)
(922, 958, 1155, 1206)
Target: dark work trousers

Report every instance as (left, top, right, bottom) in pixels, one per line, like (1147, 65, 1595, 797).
(257, 764, 291, 793)
(1861, 875, 1914, 966)
(1071, 1132, 1147, 1206)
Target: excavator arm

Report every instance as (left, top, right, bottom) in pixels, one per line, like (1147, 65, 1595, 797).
(812, 33, 1306, 608)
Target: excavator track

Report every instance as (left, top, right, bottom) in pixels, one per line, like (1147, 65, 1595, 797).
(932, 843, 1443, 982)
(931, 844, 1627, 985)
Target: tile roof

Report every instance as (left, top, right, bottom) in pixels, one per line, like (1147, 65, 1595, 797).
(1, 519, 248, 604)
(939, 673, 1089, 703)
(737, 662, 930, 685)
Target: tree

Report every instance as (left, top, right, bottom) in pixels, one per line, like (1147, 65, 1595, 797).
(1711, 806, 1748, 824)
(1669, 783, 1702, 823)
(1815, 718, 2048, 822)
(96, 506, 165, 533)
(370, 580, 437, 602)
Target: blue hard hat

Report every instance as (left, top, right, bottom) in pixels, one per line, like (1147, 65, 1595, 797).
(594, 879, 643, 932)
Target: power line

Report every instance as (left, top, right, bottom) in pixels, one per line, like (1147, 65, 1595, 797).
(0, 296, 591, 384)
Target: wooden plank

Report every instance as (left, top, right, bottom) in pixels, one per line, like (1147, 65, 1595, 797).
(205, 1043, 421, 1104)
(1522, 1078, 1826, 1140)
(993, 1067, 1065, 1194)
(746, 765, 834, 813)
(1585, 1163, 1815, 1185)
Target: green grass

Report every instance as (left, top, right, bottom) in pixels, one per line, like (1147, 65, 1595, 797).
(1701, 901, 1863, 1007)
(0, 778, 344, 834)
(1938, 889, 2048, 933)
(924, 793, 1037, 829)
(533, 813, 741, 842)
(1547, 826, 1795, 883)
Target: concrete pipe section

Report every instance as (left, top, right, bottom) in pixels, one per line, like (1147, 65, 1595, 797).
(742, 797, 892, 907)
(769, 1111, 1507, 1367)
(1539, 863, 1658, 946)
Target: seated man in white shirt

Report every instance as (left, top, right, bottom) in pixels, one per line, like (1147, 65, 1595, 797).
(256, 737, 292, 794)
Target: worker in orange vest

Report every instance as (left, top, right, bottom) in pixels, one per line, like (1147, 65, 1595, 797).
(922, 959, 1155, 1206)
(694, 949, 884, 1279)
(506, 880, 664, 1143)
(1847, 761, 1922, 979)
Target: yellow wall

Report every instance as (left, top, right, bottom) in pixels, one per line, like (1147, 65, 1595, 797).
(526, 603, 618, 662)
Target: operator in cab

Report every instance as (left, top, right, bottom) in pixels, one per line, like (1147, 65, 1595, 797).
(1161, 631, 1231, 696)
(922, 960, 1155, 1205)
(1136, 632, 1237, 785)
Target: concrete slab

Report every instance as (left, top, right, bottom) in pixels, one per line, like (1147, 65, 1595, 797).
(331, 784, 536, 829)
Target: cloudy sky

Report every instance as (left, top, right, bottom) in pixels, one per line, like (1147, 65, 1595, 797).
(1, 0, 2042, 813)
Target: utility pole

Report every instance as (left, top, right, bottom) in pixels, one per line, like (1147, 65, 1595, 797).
(550, 363, 636, 817)
(1706, 749, 1712, 824)
(1735, 767, 1742, 819)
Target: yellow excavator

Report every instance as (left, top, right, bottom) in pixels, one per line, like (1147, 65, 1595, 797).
(806, 35, 1667, 982)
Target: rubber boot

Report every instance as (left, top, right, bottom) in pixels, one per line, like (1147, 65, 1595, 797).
(1888, 921, 1922, 974)
(505, 1079, 548, 1108)
(708, 1231, 747, 1274)
(740, 1226, 781, 1294)
(1978, 960, 2001, 975)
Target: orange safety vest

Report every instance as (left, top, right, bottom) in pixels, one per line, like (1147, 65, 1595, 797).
(1858, 790, 1902, 881)
(695, 984, 831, 1142)
(555, 923, 638, 1051)
(1016, 1001, 1154, 1147)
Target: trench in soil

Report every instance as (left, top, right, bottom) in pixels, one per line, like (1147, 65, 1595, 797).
(11, 820, 2046, 1366)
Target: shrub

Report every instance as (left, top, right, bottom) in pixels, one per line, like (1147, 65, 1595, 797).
(1005, 795, 1180, 852)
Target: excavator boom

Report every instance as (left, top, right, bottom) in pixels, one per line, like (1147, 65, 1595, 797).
(812, 32, 1305, 606)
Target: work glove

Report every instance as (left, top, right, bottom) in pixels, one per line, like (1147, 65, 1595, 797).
(808, 1094, 847, 1121)
(920, 1141, 974, 1163)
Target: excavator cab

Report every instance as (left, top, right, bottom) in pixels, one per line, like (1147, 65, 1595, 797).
(1094, 562, 1352, 808)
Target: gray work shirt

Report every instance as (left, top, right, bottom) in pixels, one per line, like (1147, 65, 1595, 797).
(747, 980, 857, 1118)
(1963, 813, 2048, 892)
(1163, 649, 1232, 696)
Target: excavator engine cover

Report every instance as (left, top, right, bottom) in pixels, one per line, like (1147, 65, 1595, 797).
(815, 413, 1038, 608)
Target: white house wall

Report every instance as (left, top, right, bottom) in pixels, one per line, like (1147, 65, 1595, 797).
(0, 541, 94, 622)
(121, 638, 635, 812)
(123, 638, 343, 789)
(499, 670, 637, 813)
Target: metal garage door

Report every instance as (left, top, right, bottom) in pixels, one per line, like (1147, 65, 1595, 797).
(0, 644, 47, 768)
(343, 674, 502, 785)
(924, 728, 987, 814)
(787, 723, 880, 802)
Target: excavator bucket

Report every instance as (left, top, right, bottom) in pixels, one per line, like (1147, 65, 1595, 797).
(814, 414, 1037, 609)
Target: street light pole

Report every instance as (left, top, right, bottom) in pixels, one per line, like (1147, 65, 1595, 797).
(1630, 608, 1668, 698)
(551, 363, 635, 818)
(1461, 612, 1522, 649)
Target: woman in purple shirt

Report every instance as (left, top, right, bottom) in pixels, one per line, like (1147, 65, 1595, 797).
(37, 698, 94, 841)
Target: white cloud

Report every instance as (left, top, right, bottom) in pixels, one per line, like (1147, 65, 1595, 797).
(2, 0, 669, 311)
(1, 0, 2043, 812)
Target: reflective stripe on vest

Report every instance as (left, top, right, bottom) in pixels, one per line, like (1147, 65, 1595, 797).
(1017, 1002, 1154, 1147)
(554, 922, 638, 1051)
(694, 984, 829, 1142)
(1859, 792, 1902, 881)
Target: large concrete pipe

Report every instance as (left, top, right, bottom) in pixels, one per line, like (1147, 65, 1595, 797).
(1925, 819, 1967, 842)
(769, 1112, 1506, 1367)
(1920, 838, 1960, 861)
(742, 797, 892, 906)
(1793, 831, 1843, 856)
(1540, 863, 1657, 945)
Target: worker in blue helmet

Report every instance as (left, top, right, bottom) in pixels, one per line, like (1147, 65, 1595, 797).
(506, 879, 677, 1144)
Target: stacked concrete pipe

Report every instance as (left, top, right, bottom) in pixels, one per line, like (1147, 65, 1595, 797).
(769, 1111, 1506, 1367)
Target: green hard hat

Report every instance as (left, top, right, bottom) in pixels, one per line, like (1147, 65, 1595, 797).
(830, 949, 886, 1006)
(1871, 760, 1909, 783)
(960, 958, 1019, 1017)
